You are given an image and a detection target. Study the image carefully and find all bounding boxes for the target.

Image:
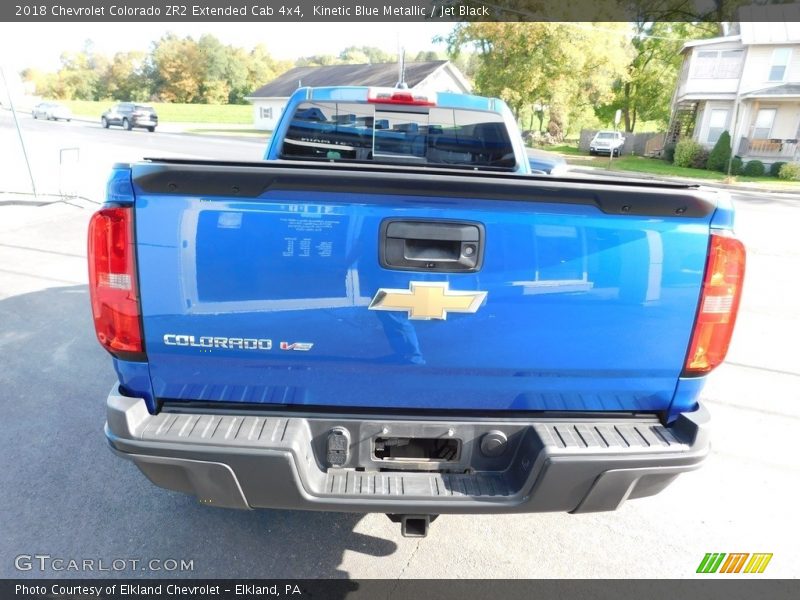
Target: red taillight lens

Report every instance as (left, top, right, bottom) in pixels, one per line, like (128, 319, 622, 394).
(88, 207, 144, 360)
(367, 87, 436, 106)
(683, 232, 746, 375)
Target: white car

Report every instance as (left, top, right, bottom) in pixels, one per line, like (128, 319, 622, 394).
(32, 102, 72, 122)
(589, 131, 625, 156)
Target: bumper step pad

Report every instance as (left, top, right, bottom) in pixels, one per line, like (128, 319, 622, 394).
(106, 389, 709, 514)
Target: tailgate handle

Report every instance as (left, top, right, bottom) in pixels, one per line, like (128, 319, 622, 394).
(380, 220, 484, 273)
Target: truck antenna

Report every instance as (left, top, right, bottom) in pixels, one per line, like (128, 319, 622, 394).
(396, 48, 408, 89)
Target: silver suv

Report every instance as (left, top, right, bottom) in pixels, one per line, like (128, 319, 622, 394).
(589, 131, 625, 156)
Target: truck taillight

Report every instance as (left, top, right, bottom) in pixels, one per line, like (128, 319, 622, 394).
(367, 87, 436, 106)
(88, 206, 145, 360)
(683, 232, 745, 375)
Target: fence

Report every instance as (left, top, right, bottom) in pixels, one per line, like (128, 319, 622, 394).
(578, 130, 666, 156)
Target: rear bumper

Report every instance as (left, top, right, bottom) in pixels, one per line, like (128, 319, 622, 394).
(105, 387, 710, 514)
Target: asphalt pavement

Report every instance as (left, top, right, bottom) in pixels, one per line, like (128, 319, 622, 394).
(1, 114, 799, 579)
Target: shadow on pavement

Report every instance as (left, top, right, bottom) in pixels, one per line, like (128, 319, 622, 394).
(0, 285, 397, 582)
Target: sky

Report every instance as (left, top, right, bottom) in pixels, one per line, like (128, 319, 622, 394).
(0, 22, 457, 75)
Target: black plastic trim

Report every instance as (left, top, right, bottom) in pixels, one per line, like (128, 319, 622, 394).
(379, 218, 485, 273)
(106, 391, 710, 515)
(159, 399, 655, 423)
(131, 159, 716, 218)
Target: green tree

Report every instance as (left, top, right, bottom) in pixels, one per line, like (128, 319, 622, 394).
(706, 130, 732, 172)
(412, 50, 443, 62)
(596, 22, 719, 132)
(103, 51, 150, 100)
(448, 51, 479, 80)
(239, 44, 293, 103)
(295, 54, 340, 67)
(55, 50, 101, 100)
(339, 46, 395, 64)
(447, 22, 630, 139)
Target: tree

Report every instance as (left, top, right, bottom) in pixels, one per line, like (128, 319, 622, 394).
(596, 22, 719, 132)
(412, 50, 442, 62)
(238, 44, 293, 103)
(706, 130, 732, 172)
(447, 22, 630, 139)
(150, 34, 204, 102)
(448, 51, 479, 80)
(339, 46, 395, 64)
(56, 50, 101, 100)
(295, 54, 340, 67)
(103, 51, 150, 101)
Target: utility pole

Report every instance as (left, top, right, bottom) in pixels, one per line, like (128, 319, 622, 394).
(0, 64, 37, 198)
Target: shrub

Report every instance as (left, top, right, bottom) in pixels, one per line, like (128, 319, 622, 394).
(742, 160, 765, 176)
(673, 139, 704, 168)
(691, 148, 710, 169)
(770, 161, 787, 177)
(730, 156, 743, 176)
(706, 131, 732, 172)
(663, 143, 676, 163)
(778, 162, 800, 181)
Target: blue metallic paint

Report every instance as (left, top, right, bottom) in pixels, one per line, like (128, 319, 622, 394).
(130, 184, 714, 413)
(104, 92, 734, 417)
(113, 358, 157, 412)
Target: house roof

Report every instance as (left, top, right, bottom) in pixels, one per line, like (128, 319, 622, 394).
(740, 21, 800, 44)
(739, 5, 800, 43)
(743, 83, 800, 98)
(682, 35, 741, 51)
(682, 14, 800, 53)
(248, 61, 449, 98)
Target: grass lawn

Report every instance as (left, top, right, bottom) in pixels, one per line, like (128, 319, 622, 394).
(536, 144, 583, 156)
(561, 152, 797, 187)
(614, 156, 788, 184)
(61, 100, 252, 124)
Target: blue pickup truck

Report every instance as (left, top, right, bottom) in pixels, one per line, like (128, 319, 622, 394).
(92, 87, 745, 537)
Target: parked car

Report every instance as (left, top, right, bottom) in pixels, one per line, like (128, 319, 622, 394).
(589, 130, 625, 156)
(527, 147, 570, 176)
(32, 102, 72, 121)
(93, 86, 744, 538)
(101, 102, 158, 132)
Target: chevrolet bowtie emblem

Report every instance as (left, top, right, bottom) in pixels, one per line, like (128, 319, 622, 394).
(368, 282, 487, 320)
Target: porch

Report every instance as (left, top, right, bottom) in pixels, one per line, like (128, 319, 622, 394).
(736, 85, 800, 163)
(737, 137, 798, 160)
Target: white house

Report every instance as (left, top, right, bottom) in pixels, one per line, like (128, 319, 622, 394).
(668, 20, 800, 166)
(245, 60, 472, 131)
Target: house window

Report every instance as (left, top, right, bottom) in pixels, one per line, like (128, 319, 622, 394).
(693, 51, 718, 78)
(707, 109, 729, 144)
(692, 49, 743, 79)
(752, 108, 776, 139)
(769, 48, 791, 81)
(718, 50, 744, 77)
(259, 106, 273, 120)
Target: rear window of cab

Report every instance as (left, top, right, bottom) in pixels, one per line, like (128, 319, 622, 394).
(280, 101, 516, 170)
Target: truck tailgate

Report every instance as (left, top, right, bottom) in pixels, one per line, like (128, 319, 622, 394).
(131, 162, 715, 413)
